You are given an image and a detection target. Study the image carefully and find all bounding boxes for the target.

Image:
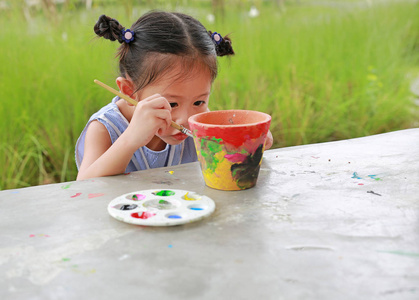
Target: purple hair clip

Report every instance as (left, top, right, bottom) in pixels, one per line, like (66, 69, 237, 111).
(211, 32, 222, 45)
(122, 28, 135, 43)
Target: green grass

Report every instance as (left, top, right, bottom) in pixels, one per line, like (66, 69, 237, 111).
(0, 1, 418, 189)
(212, 1, 419, 144)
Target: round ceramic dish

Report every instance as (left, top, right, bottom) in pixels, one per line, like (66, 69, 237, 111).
(107, 189, 215, 226)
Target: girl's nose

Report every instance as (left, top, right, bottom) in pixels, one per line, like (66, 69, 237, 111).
(173, 111, 190, 128)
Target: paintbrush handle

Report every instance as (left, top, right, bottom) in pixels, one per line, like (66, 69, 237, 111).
(94, 79, 137, 106)
(170, 120, 193, 137)
(170, 121, 183, 131)
(94, 79, 193, 137)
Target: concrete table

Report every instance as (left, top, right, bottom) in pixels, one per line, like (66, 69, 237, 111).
(1, 128, 418, 300)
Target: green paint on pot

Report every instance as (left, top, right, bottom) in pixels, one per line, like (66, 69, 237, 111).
(199, 137, 224, 173)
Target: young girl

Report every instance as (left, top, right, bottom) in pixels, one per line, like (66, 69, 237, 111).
(76, 11, 272, 180)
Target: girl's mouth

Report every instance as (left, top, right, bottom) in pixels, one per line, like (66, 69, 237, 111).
(172, 132, 188, 141)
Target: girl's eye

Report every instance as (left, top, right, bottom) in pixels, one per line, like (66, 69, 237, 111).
(194, 101, 206, 106)
(170, 103, 178, 108)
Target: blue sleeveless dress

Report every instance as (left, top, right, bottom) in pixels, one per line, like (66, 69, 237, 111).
(75, 97, 197, 172)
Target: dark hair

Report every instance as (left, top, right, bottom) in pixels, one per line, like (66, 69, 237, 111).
(94, 11, 234, 94)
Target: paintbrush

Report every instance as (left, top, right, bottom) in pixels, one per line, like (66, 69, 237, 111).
(94, 79, 193, 138)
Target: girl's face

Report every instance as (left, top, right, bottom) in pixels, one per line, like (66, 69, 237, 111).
(137, 64, 212, 148)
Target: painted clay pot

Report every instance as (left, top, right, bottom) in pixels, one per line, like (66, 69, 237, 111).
(188, 110, 271, 191)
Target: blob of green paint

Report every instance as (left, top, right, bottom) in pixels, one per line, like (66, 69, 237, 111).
(155, 190, 175, 196)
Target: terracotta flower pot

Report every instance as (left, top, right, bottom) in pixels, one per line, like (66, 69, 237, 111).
(188, 110, 271, 191)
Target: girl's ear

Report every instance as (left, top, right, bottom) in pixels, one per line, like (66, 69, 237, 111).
(116, 77, 137, 105)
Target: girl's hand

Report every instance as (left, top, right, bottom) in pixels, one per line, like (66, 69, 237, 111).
(123, 94, 172, 150)
(265, 130, 274, 150)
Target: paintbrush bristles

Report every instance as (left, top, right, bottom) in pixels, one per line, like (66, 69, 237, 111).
(182, 128, 194, 138)
(171, 122, 193, 137)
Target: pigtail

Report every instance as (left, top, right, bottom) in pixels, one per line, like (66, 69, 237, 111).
(94, 15, 125, 44)
(94, 14, 136, 64)
(208, 31, 235, 57)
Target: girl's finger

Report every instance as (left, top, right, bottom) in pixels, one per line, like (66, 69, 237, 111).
(139, 96, 171, 111)
(153, 109, 172, 129)
(141, 93, 161, 102)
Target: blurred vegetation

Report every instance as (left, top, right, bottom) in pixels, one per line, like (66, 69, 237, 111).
(0, 0, 418, 189)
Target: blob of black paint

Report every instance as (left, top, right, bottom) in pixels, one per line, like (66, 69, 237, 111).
(230, 144, 264, 189)
(120, 204, 138, 210)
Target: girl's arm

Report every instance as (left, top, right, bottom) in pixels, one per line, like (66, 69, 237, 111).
(76, 121, 138, 180)
(77, 94, 172, 180)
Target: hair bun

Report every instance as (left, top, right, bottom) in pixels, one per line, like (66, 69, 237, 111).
(216, 36, 235, 57)
(94, 15, 125, 43)
(208, 31, 235, 57)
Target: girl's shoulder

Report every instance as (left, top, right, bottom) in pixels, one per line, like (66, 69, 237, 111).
(89, 97, 125, 122)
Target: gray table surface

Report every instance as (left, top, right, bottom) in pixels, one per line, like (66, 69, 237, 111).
(1, 128, 418, 300)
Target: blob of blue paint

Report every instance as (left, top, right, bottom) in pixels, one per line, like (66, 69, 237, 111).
(352, 172, 362, 179)
(368, 175, 381, 181)
(190, 207, 204, 211)
(168, 215, 182, 219)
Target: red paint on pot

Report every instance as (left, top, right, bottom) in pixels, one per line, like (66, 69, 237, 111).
(189, 110, 271, 148)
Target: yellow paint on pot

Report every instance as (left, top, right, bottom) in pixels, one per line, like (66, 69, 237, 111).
(201, 150, 240, 190)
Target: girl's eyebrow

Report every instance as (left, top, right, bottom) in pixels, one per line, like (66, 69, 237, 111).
(164, 92, 210, 99)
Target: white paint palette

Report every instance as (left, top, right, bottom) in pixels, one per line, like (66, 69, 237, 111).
(107, 189, 216, 226)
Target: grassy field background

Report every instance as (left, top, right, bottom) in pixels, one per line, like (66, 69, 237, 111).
(0, 0, 418, 190)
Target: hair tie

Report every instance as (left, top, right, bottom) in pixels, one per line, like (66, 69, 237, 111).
(211, 32, 222, 45)
(122, 28, 135, 43)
